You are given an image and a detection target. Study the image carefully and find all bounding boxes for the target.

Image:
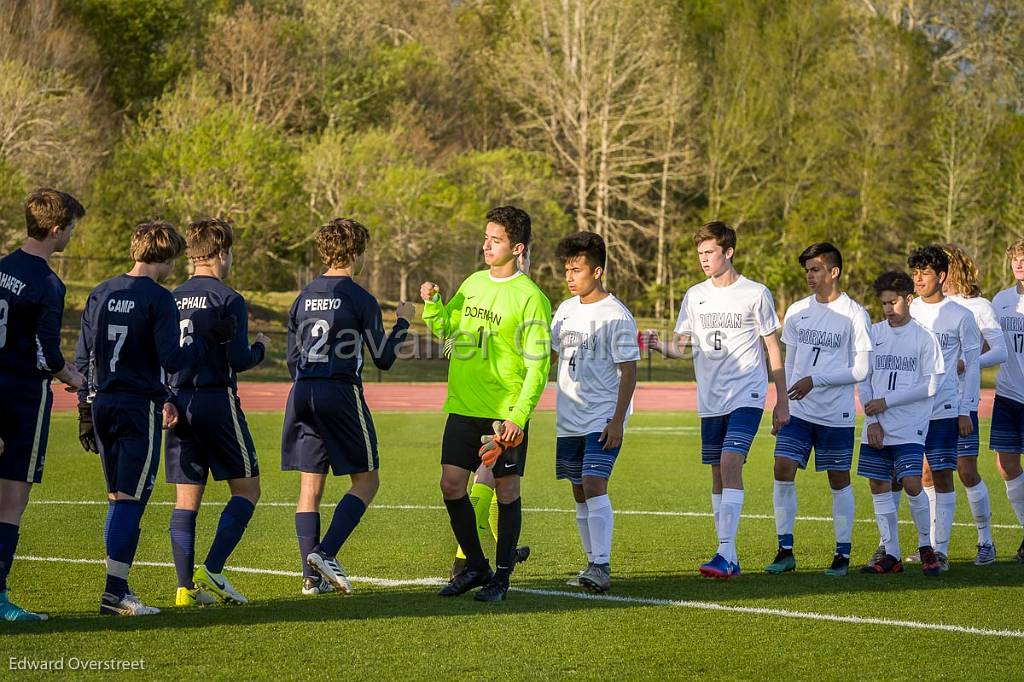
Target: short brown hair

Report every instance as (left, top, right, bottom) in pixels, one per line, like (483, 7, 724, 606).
(693, 220, 736, 252)
(186, 218, 234, 262)
(942, 244, 981, 298)
(130, 220, 187, 263)
(315, 218, 369, 268)
(24, 188, 85, 240)
(1007, 238, 1024, 261)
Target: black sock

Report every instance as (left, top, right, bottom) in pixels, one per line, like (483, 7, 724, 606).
(495, 497, 522, 573)
(444, 496, 487, 570)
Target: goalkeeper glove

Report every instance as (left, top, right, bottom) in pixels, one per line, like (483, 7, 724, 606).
(78, 403, 98, 453)
(478, 420, 524, 468)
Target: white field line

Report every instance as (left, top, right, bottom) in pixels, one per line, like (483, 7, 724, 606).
(30, 499, 1024, 531)
(16, 555, 1024, 640)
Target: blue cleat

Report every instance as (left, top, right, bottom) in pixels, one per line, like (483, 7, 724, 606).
(699, 554, 739, 580)
(0, 589, 48, 622)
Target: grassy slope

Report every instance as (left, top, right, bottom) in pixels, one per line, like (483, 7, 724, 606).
(3, 411, 1020, 679)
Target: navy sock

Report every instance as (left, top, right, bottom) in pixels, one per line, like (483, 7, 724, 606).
(204, 496, 255, 574)
(445, 495, 487, 570)
(105, 501, 145, 598)
(778, 533, 794, 551)
(836, 542, 852, 558)
(295, 512, 320, 579)
(317, 494, 367, 557)
(0, 522, 20, 593)
(169, 509, 198, 588)
(495, 497, 522, 572)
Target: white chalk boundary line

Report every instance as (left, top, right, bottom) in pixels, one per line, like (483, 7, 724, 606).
(17, 555, 1024, 640)
(30, 499, 1024, 531)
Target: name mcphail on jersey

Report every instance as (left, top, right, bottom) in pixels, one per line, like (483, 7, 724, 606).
(464, 305, 502, 327)
(797, 328, 842, 349)
(177, 296, 209, 310)
(1001, 316, 1024, 332)
(0, 271, 27, 296)
(698, 312, 743, 329)
(874, 354, 917, 371)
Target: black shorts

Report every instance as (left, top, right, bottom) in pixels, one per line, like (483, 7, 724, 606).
(93, 393, 161, 501)
(165, 387, 259, 484)
(0, 377, 52, 484)
(441, 414, 529, 478)
(281, 379, 378, 476)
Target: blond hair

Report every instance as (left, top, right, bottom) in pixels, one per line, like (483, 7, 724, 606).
(186, 218, 234, 262)
(24, 188, 85, 240)
(130, 221, 187, 263)
(942, 244, 982, 298)
(315, 218, 369, 268)
(1007, 238, 1024, 261)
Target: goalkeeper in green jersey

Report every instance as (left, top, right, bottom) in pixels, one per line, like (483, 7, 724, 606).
(421, 206, 552, 602)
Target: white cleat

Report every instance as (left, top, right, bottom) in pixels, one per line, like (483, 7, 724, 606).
(306, 551, 352, 594)
(302, 576, 335, 595)
(100, 592, 160, 616)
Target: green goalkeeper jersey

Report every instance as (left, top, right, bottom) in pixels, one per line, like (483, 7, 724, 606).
(423, 269, 552, 427)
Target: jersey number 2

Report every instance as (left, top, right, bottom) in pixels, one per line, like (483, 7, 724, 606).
(308, 319, 330, 363)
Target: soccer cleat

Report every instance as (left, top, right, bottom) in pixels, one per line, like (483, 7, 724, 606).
(974, 542, 996, 566)
(0, 590, 48, 622)
(174, 586, 215, 607)
(439, 565, 493, 597)
(765, 549, 796, 574)
(867, 544, 887, 568)
(193, 564, 249, 604)
(936, 551, 950, 573)
(579, 563, 612, 593)
(919, 546, 941, 577)
(100, 592, 160, 616)
(1016, 538, 1024, 563)
(699, 553, 739, 580)
(567, 563, 591, 587)
(825, 554, 850, 577)
(515, 545, 531, 565)
(860, 554, 903, 574)
(449, 556, 467, 581)
(473, 575, 510, 602)
(306, 551, 352, 595)
(301, 576, 335, 595)
(903, 552, 921, 564)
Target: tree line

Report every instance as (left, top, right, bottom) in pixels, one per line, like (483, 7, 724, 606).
(2, 0, 1023, 315)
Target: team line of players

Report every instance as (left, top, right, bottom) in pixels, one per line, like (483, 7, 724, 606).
(2, 189, 1024, 619)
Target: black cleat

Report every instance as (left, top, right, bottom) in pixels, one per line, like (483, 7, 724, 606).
(860, 553, 903, 574)
(449, 556, 467, 581)
(473, 576, 510, 602)
(439, 566, 493, 597)
(515, 545, 531, 565)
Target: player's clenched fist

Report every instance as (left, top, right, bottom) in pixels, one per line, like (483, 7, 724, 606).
(419, 281, 439, 302)
(254, 331, 272, 351)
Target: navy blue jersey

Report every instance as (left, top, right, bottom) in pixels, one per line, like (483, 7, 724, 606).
(76, 274, 208, 402)
(287, 275, 408, 384)
(0, 249, 67, 380)
(169, 276, 264, 390)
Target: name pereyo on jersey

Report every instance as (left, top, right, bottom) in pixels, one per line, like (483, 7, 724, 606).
(304, 297, 342, 311)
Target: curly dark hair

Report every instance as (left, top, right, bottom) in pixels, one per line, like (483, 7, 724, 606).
(486, 205, 531, 247)
(907, 245, 949, 276)
(555, 231, 605, 269)
(316, 218, 370, 268)
(872, 270, 914, 296)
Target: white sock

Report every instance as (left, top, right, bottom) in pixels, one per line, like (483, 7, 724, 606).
(586, 495, 613, 565)
(933, 491, 956, 556)
(872, 492, 899, 559)
(773, 480, 797, 546)
(1006, 474, 1024, 526)
(965, 480, 993, 545)
(923, 485, 937, 548)
(907, 490, 932, 549)
(575, 502, 593, 562)
(711, 493, 722, 538)
(716, 488, 744, 564)
(831, 485, 855, 550)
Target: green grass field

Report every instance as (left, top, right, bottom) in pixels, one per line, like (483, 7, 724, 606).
(4, 411, 1022, 680)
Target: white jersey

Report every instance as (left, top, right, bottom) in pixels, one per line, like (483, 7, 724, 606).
(552, 294, 641, 437)
(861, 319, 944, 446)
(910, 297, 981, 418)
(782, 293, 872, 427)
(674, 275, 780, 417)
(949, 294, 1006, 369)
(993, 286, 1024, 404)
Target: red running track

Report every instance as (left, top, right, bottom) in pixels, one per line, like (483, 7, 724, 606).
(50, 382, 1000, 416)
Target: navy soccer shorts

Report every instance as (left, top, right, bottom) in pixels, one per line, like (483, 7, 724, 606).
(990, 394, 1024, 455)
(0, 377, 52, 484)
(165, 387, 259, 484)
(924, 417, 960, 472)
(92, 393, 161, 502)
(555, 433, 621, 483)
(700, 407, 763, 465)
(774, 415, 854, 472)
(441, 414, 529, 478)
(857, 442, 924, 482)
(281, 380, 378, 476)
(957, 411, 980, 457)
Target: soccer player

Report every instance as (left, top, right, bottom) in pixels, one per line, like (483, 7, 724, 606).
(905, 246, 981, 572)
(165, 219, 270, 606)
(942, 243, 1007, 564)
(421, 205, 551, 602)
(551, 232, 639, 593)
(76, 221, 235, 616)
(646, 221, 789, 579)
(767, 243, 871, 578)
(0, 189, 87, 621)
(990, 238, 1024, 563)
(858, 271, 944, 576)
(282, 218, 411, 595)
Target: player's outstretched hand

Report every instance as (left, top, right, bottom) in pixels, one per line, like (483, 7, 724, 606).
(162, 402, 178, 430)
(207, 314, 237, 345)
(419, 282, 439, 302)
(787, 376, 814, 401)
(254, 331, 271, 352)
(396, 301, 415, 322)
(78, 403, 98, 453)
(866, 422, 884, 449)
